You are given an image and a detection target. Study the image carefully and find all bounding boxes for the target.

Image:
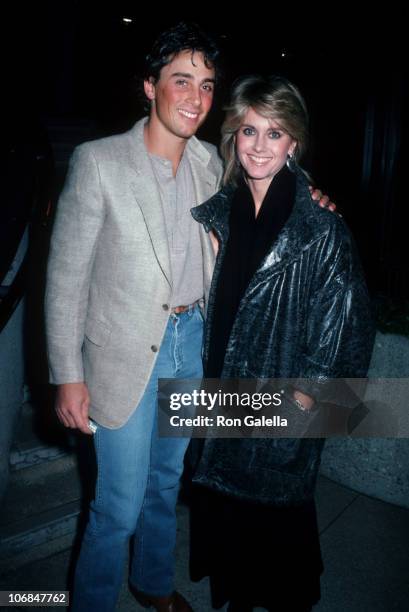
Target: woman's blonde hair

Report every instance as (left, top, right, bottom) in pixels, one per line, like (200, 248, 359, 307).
(221, 75, 309, 186)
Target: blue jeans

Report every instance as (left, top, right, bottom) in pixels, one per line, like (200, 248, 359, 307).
(71, 305, 203, 612)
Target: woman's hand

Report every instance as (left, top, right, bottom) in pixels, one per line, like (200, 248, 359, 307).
(293, 390, 315, 412)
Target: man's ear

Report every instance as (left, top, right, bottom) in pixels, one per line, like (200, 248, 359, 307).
(144, 78, 156, 101)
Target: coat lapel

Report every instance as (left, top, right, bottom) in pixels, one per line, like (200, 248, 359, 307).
(245, 171, 325, 284)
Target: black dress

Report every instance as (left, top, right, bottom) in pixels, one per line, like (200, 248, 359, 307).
(190, 487, 323, 611)
(189, 167, 324, 610)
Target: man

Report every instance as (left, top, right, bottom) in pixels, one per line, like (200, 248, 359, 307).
(46, 22, 221, 612)
(46, 21, 331, 612)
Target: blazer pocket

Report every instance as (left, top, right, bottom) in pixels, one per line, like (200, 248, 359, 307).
(84, 317, 111, 347)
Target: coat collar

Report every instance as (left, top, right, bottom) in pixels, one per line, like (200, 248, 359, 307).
(127, 118, 219, 287)
(193, 167, 331, 279)
(256, 171, 326, 277)
(127, 117, 218, 188)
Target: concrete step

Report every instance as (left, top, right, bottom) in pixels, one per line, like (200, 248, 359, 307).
(1, 454, 83, 572)
(2, 454, 81, 526)
(10, 402, 74, 471)
(0, 502, 80, 574)
(2, 398, 95, 571)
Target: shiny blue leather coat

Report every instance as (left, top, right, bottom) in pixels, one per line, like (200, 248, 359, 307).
(191, 168, 375, 506)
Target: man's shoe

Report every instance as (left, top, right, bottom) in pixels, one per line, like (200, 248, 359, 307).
(131, 588, 193, 612)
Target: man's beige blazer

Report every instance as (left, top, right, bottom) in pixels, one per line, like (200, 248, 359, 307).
(45, 118, 222, 428)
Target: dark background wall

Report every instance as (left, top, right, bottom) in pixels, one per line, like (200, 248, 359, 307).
(8, 3, 408, 299)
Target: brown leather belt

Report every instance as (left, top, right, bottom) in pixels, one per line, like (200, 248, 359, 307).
(171, 300, 199, 315)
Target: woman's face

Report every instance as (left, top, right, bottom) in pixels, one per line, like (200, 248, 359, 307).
(235, 107, 296, 186)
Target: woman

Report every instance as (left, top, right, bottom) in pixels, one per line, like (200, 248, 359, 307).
(189, 75, 374, 611)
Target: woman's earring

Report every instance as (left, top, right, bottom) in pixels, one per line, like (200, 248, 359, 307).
(286, 152, 296, 171)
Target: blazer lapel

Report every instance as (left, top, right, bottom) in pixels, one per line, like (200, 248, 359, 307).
(126, 122, 220, 292)
(187, 136, 220, 205)
(127, 120, 172, 287)
(187, 137, 220, 307)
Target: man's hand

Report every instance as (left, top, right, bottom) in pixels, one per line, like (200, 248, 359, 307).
(309, 186, 337, 212)
(209, 230, 219, 255)
(55, 382, 93, 434)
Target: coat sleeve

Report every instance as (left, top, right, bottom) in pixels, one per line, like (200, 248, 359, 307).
(294, 220, 375, 401)
(45, 144, 105, 384)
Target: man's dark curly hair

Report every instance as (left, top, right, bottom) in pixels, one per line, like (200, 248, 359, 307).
(144, 21, 222, 84)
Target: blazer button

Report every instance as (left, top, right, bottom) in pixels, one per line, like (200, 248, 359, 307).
(162, 304, 169, 311)
(151, 345, 158, 352)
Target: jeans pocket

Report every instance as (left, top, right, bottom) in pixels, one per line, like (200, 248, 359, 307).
(193, 303, 204, 323)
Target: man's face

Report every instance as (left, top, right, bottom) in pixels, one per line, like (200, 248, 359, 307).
(144, 50, 215, 141)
